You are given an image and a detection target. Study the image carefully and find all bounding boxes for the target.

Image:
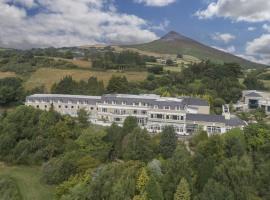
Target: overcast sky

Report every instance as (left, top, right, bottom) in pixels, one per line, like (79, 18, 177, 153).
(1, 0, 270, 64)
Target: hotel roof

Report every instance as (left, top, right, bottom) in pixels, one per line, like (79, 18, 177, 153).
(26, 94, 209, 109)
(186, 113, 225, 123)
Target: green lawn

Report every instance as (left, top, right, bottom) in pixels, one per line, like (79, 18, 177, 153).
(0, 163, 55, 200)
(262, 80, 270, 89)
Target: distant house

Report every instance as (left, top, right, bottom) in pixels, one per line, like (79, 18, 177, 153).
(234, 90, 270, 115)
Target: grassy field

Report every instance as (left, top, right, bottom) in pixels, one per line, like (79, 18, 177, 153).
(262, 80, 270, 89)
(0, 163, 55, 200)
(0, 71, 17, 79)
(36, 56, 92, 69)
(24, 68, 148, 91)
(164, 66, 182, 72)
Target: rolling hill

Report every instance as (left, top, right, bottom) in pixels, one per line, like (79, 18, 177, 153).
(127, 31, 266, 69)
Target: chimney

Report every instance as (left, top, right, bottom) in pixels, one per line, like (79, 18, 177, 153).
(222, 104, 231, 120)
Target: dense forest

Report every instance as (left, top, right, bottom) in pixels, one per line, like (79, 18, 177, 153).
(0, 106, 269, 200)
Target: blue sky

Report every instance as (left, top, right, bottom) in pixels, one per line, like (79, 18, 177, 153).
(1, 0, 270, 64)
(117, 0, 267, 57)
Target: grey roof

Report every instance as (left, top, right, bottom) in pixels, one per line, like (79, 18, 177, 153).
(225, 117, 247, 127)
(182, 97, 209, 106)
(245, 92, 262, 98)
(101, 94, 186, 109)
(186, 113, 225, 123)
(27, 94, 101, 104)
(27, 94, 208, 109)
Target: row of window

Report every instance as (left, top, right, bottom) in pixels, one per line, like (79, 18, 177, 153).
(150, 114, 185, 121)
(102, 101, 182, 111)
(207, 126, 221, 133)
(35, 104, 95, 111)
(261, 105, 270, 112)
(29, 99, 95, 105)
(148, 125, 184, 133)
(101, 108, 147, 115)
(103, 101, 148, 107)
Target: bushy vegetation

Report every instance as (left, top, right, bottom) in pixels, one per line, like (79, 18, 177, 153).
(0, 50, 77, 74)
(0, 175, 22, 200)
(0, 107, 269, 199)
(92, 50, 156, 70)
(51, 76, 105, 95)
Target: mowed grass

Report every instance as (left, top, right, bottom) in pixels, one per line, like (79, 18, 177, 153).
(0, 163, 55, 200)
(25, 68, 148, 91)
(262, 80, 270, 89)
(0, 71, 17, 79)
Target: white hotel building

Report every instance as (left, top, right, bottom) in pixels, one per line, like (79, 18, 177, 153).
(26, 94, 246, 136)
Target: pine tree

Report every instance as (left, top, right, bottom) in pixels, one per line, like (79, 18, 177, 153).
(136, 168, 150, 193)
(174, 178, 191, 200)
(159, 126, 177, 159)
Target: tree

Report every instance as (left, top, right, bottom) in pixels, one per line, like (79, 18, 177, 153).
(174, 178, 191, 200)
(166, 59, 174, 66)
(148, 66, 163, 75)
(146, 175, 164, 200)
(244, 123, 270, 152)
(103, 123, 123, 160)
(196, 179, 234, 200)
(51, 76, 78, 94)
(162, 146, 192, 200)
(136, 168, 150, 193)
(107, 76, 130, 93)
(122, 128, 153, 162)
(122, 116, 138, 135)
(159, 126, 177, 159)
(0, 77, 24, 105)
(77, 109, 89, 128)
(243, 74, 265, 90)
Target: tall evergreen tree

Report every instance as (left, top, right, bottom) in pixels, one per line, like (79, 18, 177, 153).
(159, 126, 177, 159)
(174, 178, 191, 200)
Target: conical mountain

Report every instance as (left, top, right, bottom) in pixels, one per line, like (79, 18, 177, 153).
(127, 31, 266, 69)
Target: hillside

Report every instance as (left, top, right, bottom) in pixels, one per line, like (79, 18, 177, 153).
(127, 31, 266, 69)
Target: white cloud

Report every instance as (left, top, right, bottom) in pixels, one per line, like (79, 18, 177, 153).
(248, 27, 256, 31)
(196, 0, 270, 22)
(245, 34, 270, 64)
(0, 0, 158, 49)
(263, 24, 270, 32)
(134, 0, 176, 7)
(150, 19, 170, 31)
(212, 32, 235, 43)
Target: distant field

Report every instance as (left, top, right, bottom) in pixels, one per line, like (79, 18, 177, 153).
(262, 80, 270, 89)
(0, 71, 17, 79)
(25, 68, 148, 91)
(164, 66, 182, 72)
(0, 163, 55, 200)
(36, 56, 92, 69)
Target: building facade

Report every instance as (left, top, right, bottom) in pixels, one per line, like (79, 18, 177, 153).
(26, 94, 246, 136)
(234, 90, 270, 115)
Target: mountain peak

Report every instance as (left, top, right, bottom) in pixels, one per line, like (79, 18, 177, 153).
(161, 31, 190, 42)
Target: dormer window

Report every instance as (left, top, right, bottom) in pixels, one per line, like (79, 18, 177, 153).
(164, 106, 170, 110)
(122, 101, 127, 105)
(112, 101, 116, 105)
(154, 105, 158, 109)
(134, 102, 139, 106)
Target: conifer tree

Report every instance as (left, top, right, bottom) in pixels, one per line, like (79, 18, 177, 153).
(174, 178, 191, 200)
